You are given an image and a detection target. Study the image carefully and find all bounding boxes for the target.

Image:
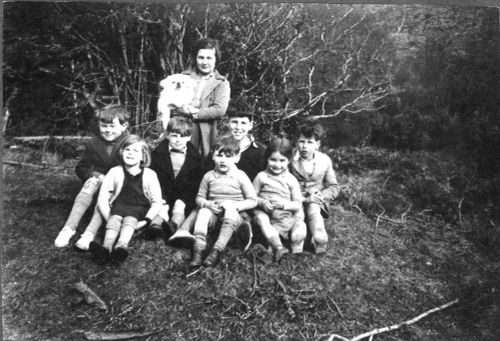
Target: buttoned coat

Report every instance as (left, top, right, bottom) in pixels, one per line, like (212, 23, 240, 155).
(181, 69, 230, 156)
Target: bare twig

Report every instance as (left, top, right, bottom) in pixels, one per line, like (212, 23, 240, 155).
(83, 329, 161, 340)
(251, 248, 258, 296)
(326, 295, 344, 318)
(74, 281, 107, 311)
(327, 299, 459, 341)
(401, 204, 412, 223)
(375, 208, 386, 232)
(457, 197, 464, 227)
(186, 266, 204, 278)
(3, 160, 47, 169)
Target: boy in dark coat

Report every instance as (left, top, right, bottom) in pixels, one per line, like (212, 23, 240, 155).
(147, 116, 204, 241)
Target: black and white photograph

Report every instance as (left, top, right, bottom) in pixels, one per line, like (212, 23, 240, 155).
(2, 1, 499, 340)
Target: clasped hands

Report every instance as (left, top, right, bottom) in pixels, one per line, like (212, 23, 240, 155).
(260, 199, 285, 213)
(173, 104, 199, 116)
(204, 200, 239, 220)
(304, 189, 325, 204)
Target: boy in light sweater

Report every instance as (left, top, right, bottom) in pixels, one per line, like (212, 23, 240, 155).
(189, 134, 257, 267)
(289, 122, 339, 254)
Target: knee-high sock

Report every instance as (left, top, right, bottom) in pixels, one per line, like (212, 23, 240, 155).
(193, 233, 207, 253)
(103, 215, 122, 251)
(307, 204, 328, 245)
(64, 190, 94, 230)
(82, 206, 103, 235)
(115, 217, 137, 248)
(213, 218, 237, 252)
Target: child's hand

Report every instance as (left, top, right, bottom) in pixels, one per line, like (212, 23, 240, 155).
(204, 201, 222, 214)
(270, 200, 284, 210)
(309, 192, 325, 204)
(83, 176, 100, 188)
(261, 200, 275, 213)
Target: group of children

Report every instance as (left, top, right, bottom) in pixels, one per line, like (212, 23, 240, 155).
(54, 104, 339, 267)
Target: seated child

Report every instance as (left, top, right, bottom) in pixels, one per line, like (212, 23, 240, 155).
(54, 105, 129, 249)
(148, 116, 203, 242)
(190, 134, 257, 267)
(253, 137, 307, 262)
(168, 110, 265, 247)
(89, 135, 162, 263)
(289, 122, 339, 254)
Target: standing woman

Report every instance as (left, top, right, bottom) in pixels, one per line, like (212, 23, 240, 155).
(176, 38, 231, 156)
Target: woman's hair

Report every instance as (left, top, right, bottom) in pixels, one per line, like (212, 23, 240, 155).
(264, 137, 294, 161)
(118, 134, 151, 168)
(191, 38, 220, 68)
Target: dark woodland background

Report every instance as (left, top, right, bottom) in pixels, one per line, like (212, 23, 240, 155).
(3, 2, 500, 231)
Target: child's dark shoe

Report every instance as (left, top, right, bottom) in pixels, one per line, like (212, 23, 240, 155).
(89, 241, 110, 264)
(189, 250, 203, 268)
(162, 221, 177, 240)
(203, 249, 221, 267)
(111, 246, 129, 262)
(144, 225, 164, 240)
(274, 247, 290, 263)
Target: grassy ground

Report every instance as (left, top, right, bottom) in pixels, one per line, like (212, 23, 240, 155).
(2, 146, 499, 341)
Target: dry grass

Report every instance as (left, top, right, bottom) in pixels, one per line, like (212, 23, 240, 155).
(2, 147, 499, 341)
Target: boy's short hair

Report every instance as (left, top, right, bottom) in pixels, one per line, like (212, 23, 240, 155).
(118, 134, 151, 168)
(167, 116, 193, 137)
(298, 122, 324, 141)
(227, 110, 254, 121)
(212, 134, 240, 157)
(264, 137, 294, 161)
(227, 96, 255, 121)
(97, 104, 130, 125)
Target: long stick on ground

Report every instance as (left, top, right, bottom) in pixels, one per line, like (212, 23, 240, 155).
(327, 298, 459, 341)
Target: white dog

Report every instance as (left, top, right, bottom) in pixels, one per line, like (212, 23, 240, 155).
(157, 73, 196, 130)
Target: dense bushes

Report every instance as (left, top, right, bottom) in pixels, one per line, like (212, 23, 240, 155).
(330, 146, 500, 247)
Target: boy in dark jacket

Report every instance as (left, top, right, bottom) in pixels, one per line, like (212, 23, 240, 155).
(54, 105, 129, 249)
(147, 116, 204, 241)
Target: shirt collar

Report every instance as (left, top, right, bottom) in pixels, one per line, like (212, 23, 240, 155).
(169, 146, 187, 154)
(293, 150, 316, 162)
(213, 167, 239, 178)
(265, 169, 289, 178)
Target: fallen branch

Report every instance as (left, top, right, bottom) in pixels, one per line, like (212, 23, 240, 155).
(326, 295, 344, 318)
(3, 160, 46, 169)
(83, 329, 160, 340)
(251, 248, 258, 296)
(12, 135, 92, 142)
(327, 298, 459, 341)
(74, 281, 107, 311)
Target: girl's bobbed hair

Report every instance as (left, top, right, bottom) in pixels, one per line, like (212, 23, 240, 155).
(264, 137, 294, 161)
(118, 134, 151, 168)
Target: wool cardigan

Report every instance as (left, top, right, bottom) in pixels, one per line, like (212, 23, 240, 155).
(181, 69, 230, 156)
(97, 166, 163, 221)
